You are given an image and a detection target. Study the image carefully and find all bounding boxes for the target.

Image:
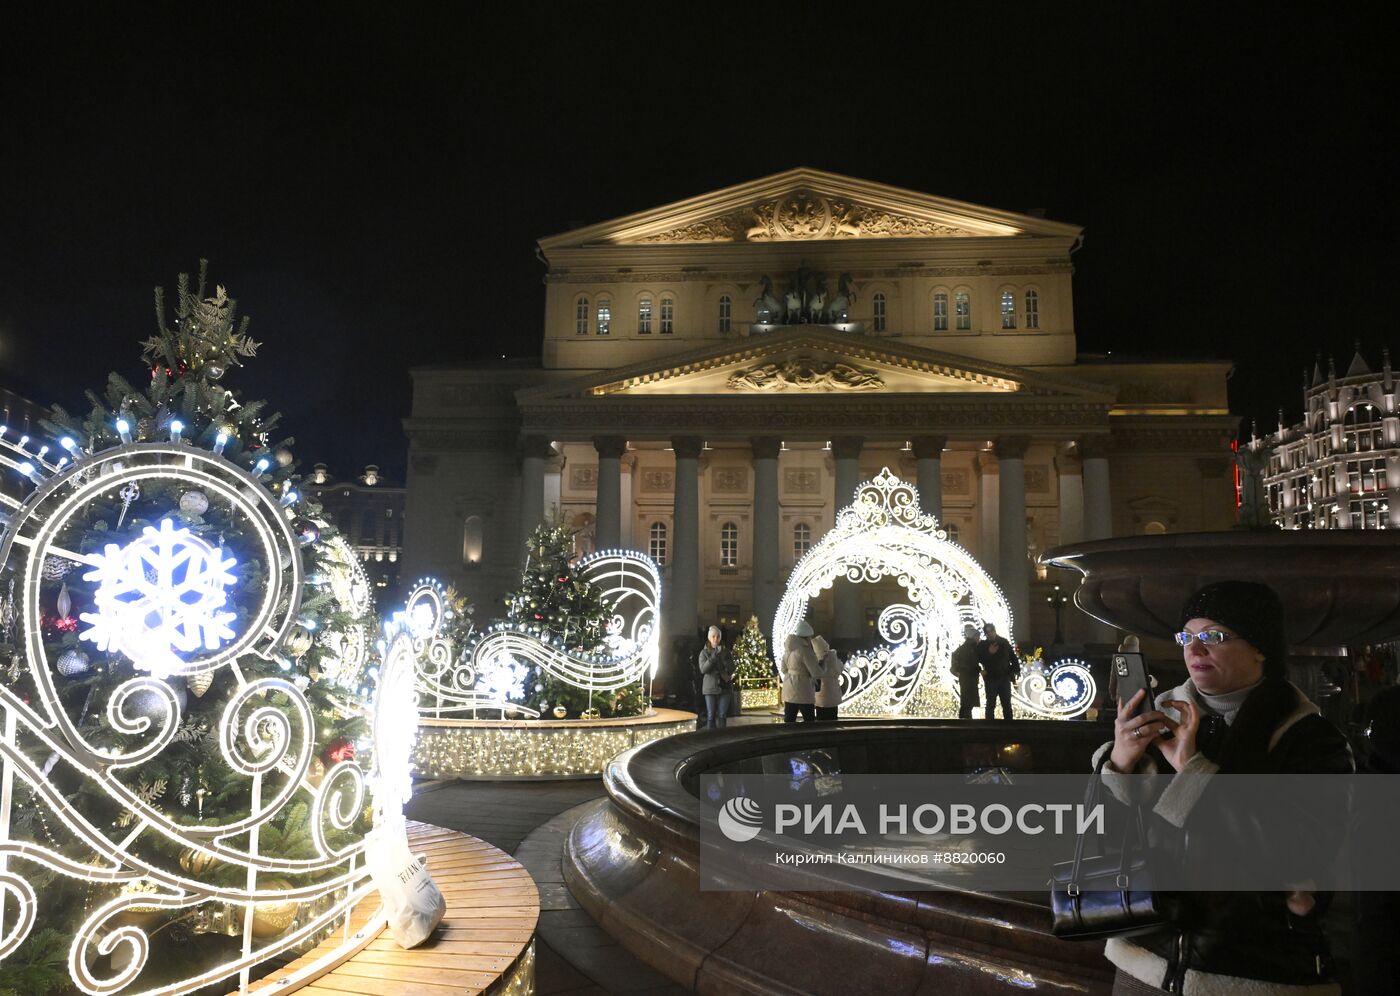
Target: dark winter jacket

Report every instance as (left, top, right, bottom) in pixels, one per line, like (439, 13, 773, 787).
(1094, 679, 1353, 994)
(976, 638, 1015, 681)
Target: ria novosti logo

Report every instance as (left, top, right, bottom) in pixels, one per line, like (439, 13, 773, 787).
(717, 797, 764, 842)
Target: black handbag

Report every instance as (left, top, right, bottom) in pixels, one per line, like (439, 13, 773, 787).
(1050, 754, 1167, 939)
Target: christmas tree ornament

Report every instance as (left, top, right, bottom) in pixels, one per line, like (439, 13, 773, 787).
(56, 581, 72, 618)
(206, 362, 226, 381)
(283, 624, 315, 658)
(55, 649, 91, 677)
(274, 447, 293, 468)
(179, 489, 210, 517)
(41, 554, 76, 580)
(187, 669, 214, 697)
(552, 704, 569, 719)
(249, 879, 298, 938)
(293, 517, 320, 547)
(178, 847, 220, 877)
(115, 479, 141, 527)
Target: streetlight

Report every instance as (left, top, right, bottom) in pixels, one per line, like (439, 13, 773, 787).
(1047, 583, 1069, 646)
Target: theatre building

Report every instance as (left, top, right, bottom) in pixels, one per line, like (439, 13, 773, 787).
(402, 169, 1237, 649)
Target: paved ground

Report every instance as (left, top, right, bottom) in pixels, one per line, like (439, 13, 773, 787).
(406, 777, 689, 994)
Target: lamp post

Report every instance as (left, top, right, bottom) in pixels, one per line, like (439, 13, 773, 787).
(1048, 583, 1069, 646)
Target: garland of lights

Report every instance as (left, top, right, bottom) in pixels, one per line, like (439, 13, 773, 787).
(773, 468, 1094, 718)
(404, 550, 660, 719)
(0, 427, 393, 995)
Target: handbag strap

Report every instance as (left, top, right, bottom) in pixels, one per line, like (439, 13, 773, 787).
(1068, 752, 1149, 893)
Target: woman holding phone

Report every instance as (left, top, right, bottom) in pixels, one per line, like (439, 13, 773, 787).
(1096, 581, 1352, 994)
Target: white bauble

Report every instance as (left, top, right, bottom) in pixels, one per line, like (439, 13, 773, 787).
(56, 649, 91, 677)
(179, 490, 210, 516)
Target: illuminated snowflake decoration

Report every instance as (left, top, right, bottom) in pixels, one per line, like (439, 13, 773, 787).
(78, 518, 238, 676)
(480, 655, 528, 702)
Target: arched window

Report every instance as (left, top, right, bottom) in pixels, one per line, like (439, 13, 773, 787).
(1000, 290, 1016, 329)
(638, 298, 652, 334)
(660, 297, 675, 334)
(1344, 403, 1384, 451)
(793, 522, 812, 561)
(955, 290, 971, 330)
(596, 297, 611, 336)
(1024, 289, 1040, 329)
(720, 521, 738, 567)
(648, 521, 668, 566)
(718, 295, 732, 334)
(872, 292, 887, 332)
(933, 292, 949, 331)
(575, 296, 589, 336)
(462, 515, 483, 564)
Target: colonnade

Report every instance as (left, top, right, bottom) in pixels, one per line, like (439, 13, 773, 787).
(517, 433, 1114, 645)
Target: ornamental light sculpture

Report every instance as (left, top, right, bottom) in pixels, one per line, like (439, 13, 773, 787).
(0, 428, 393, 995)
(406, 548, 661, 720)
(772, 468, 1093, 718)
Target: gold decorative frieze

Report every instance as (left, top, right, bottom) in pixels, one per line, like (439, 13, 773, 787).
(639, 469, 675, 493)
(941, 469, 970, 495)
(570, 465, 598, 489)
(785, 469, 820, 493)
(712, 467, 748, 492)
(1026, 466, 1050, 493)
(638, 189, 975, 244)
(727, 357, 884, 392)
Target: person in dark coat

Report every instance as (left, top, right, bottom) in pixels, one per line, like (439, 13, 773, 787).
(1096, 581, 1353, 994)
(977, 622, 1015, 719)
(950, 625, 982, 719)
(697, 625, 735, 729)
(1352, 684, 1400, 993)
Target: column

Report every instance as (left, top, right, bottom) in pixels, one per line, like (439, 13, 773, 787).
(1080, 435, 1114, 541)
(831, 436, 864, 640)
(1056, 447, 1084, 546)
(518, 435, 553, 561)
(995, 435, 1031, 642)
(669, 436, 703, 646)
(976, 453, 1000, 570)
(911, 435, 947, 520)
(751, 436, 782, 633)
(593, 435, 626, 550)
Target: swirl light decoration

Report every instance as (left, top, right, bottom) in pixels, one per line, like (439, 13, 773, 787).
(0, 430, 387, 995)
(316, 534, 373, 689)
(408, 549, 661, 719)
(772, 468, 1093, 718)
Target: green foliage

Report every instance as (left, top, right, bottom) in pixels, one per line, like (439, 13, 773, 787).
(0, 928, 70, 996)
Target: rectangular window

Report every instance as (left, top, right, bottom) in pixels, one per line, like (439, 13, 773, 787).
(638, 299, 652, 334)
(933, 293, 948, 331)
(660, 298, 674, 334)
(955, 292, 971, 330)
(1025, 290, 1040, 329)
(1001, 291, 1016, 329)
(720, 522, 738, 568)
(597, 301, 611, 336)
(718, 295, 732, 334)
(575, 298, 589, 336)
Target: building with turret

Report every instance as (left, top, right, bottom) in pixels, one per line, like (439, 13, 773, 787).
(1260, 347, 1397, 529)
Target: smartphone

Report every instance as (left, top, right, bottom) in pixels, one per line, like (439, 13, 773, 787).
(1113, 653, 1154, 718)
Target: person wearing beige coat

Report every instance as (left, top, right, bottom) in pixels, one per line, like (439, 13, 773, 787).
(781, 620, 823, 723)
(811, 634, 843, 720)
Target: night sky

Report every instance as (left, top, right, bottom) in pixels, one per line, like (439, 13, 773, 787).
(2, 6, 1392, 480)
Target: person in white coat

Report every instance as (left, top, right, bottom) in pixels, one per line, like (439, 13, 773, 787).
(811, 634, 843, 721)
(781, 620, 822, 723)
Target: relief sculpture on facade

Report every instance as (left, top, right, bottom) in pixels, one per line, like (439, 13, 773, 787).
(640, 189, 974, 244)
(727, 356, 884, 392)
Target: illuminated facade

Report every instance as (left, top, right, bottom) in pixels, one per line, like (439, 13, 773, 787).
(307, 463, 405, 592)
(1260, 348, 1399, 530)
(403, 169, 1238, 647)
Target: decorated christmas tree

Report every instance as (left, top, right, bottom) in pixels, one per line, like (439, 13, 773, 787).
(502, 521, 648, 718)
(732, 614, 777, 710)
(0, 262, 378, 994)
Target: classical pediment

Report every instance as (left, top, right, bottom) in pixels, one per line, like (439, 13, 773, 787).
(517, 327, 1114, 403)
(538, 168, 1081, 251)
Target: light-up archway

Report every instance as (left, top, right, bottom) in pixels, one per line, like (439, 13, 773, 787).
(773, 468, 1093, 718)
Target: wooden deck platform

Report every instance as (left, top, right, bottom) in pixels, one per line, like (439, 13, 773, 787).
(238, 820, 538, 995)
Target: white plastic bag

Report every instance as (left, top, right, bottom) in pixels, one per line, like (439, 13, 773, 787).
(365, 815, 446, 948)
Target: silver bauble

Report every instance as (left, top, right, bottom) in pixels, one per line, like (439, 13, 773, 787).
(206, 362, 227, 381)
(128, 680, 188, 722)
(274, 448, 294, 468)
(56, 582, 72, 619)
(284, 625, 315, 658)
(56, 649, 90, 677)
(179, 490, 210, 517)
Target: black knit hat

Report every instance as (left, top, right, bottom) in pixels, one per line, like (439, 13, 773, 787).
(1176, 581, 1287, 678)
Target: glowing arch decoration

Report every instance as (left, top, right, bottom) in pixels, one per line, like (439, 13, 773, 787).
(0, 430, 393, 995)
(407, 549, 662, 719)
(772, 468, 1093, 719)
(316, 534, 373, 689)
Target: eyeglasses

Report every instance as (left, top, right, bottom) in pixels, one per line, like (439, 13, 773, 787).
(1173, 630, 1238, 647)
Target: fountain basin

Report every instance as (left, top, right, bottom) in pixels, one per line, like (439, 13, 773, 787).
(1041, 531, 1400, 647)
